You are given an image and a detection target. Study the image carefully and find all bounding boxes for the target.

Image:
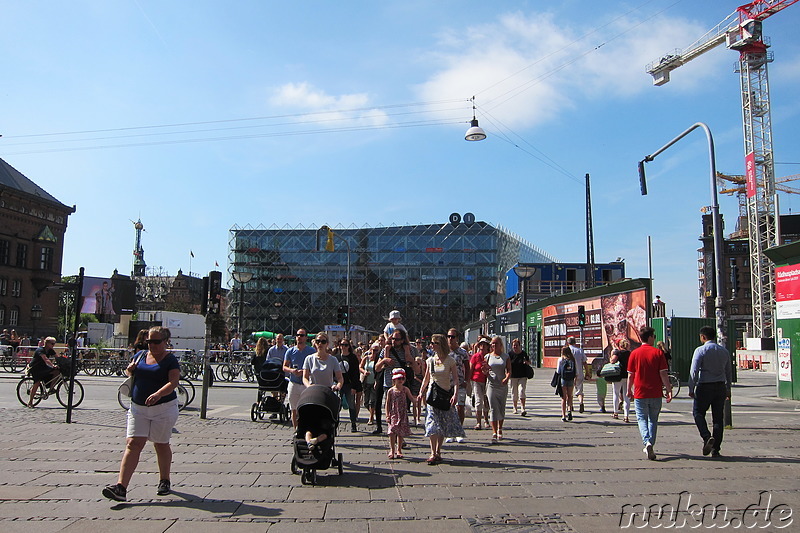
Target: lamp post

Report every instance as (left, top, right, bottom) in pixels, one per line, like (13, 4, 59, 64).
(638, 122, 731, 429)
(231, 271, 253, 338)
(513, 265, 537, 357)
(30, 304, 43, 341)
(638, 122, 725, 347)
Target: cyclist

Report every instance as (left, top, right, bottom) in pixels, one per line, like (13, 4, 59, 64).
(27, 336, 60, 407)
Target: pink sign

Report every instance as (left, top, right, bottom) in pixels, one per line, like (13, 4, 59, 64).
(775, 265, 800, 302)
(745, 152, 756, 199)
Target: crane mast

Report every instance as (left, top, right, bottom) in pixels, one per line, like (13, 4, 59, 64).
(646, 0, 797, 339)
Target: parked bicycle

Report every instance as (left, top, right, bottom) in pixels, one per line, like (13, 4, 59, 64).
(117, 377, 192, 411)
(667, 371, 681, 397)
(17, 372, 85, 408)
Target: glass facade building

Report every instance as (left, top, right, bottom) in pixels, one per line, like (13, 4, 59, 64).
(228, 221, 555, 338)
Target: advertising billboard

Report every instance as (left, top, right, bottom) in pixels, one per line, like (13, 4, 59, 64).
(541, 287, 648, 366)
(80, 276, 137, 318)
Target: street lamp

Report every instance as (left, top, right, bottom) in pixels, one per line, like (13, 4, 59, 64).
(464, 96, 487, 142)
(30, 304, 43, 341)
(638, 122, 726, 347)
(231, 271, 253, 338)
(513, 265, 537, 359)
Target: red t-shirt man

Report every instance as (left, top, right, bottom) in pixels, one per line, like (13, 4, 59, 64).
(628, 343, 668, 399)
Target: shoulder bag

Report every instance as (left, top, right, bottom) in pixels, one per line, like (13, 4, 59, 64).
(524, 364, 534, 379)
(425, 358, 453, 410)
(118, 350, 147, 398)
(599, 362, 621, 378)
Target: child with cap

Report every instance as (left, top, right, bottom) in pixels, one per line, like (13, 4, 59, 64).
(383, 310, 412, 361)
(385, 367, 414, 459)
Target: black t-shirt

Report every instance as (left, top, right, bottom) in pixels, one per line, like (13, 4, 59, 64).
(509, 350, 530, 378)
(613, 349, 631, 375)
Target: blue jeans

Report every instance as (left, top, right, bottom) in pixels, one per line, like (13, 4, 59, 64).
(634, 397, 663, 447)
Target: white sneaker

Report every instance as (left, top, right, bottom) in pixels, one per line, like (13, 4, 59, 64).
(455, 437, 465, 443)
(444, 438, 454, 443)
(644, 443, 656, 460)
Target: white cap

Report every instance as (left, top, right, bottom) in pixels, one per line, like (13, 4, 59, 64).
(389, 310, 402, 320)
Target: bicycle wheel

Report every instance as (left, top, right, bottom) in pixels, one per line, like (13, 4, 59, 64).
(16, 376, 43, 406)
(56, 379, 84, 408)
(118, 386, 132, 410)
(177, 384, 189, 411)
(3, 354, 19, 373)
(669, 374, 681, 397)
(180, 378, 196, 406)
(218, 364, 235, 382)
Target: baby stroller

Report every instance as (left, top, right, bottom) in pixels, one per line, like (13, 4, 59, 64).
(290, 385, 344, 485)
(250, 358, 289, 423)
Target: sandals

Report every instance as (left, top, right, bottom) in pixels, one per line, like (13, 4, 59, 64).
(612, 413, 619, 419)
(498, 431, 503, 440)
(473, 424, 482, 430)
(426, 455, 437, 465)
(624, 417, 630, 423)
(388, 452, 395, 459)
(491, 433, 498, 443)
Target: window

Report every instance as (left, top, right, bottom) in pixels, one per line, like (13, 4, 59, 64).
(11, 280, 21, 298)
(40, 247, 54, 271)
(0, 278, 6, 296)
(16, 244, 28, 268)
(9, 307, 19, 326)
(0, 239, 9, 265)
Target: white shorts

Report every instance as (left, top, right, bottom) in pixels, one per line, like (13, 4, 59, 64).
(127, 399, 179, 444)
(574, 375, 584, 396)
(287, 381, 306, 410)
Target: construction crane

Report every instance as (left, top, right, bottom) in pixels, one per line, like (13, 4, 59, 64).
(717, 172, 800, 238)
(646, 0, 798, 339)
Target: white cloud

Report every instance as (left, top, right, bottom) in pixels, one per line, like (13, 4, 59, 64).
(416, 11, 726, 129)
(268, 82, 389, 128)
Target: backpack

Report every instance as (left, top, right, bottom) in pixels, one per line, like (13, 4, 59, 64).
(561, 359, 576, 381)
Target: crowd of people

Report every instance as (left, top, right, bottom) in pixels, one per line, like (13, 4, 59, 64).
(92, 313, 731, 501)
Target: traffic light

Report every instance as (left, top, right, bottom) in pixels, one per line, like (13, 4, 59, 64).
(325, 228, 335, 252)
(577, 305, 586, 327)
(337, 305, 349, 326)
(208, 270, 222, 315)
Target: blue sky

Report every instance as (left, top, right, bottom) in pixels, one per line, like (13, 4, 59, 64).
(2, 0, 799, 318)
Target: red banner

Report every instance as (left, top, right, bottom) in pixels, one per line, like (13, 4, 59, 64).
(745, 152, 756, 199)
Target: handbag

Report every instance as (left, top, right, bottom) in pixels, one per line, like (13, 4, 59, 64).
(550, 370, 560, 388)
(524, 365, 534, 379)
(118, 351, 146, 398)
(599, 362, 621, 378)
(426, 381, 453, 411)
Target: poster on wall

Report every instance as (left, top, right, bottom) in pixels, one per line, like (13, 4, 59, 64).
(542, 288, 648, 364)
(777, 337, 792, 382)
(775, 265, 800, 319)
(80, 276, 137, 318)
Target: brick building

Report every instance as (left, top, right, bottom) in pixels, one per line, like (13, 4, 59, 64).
(0, 158, 74, 339)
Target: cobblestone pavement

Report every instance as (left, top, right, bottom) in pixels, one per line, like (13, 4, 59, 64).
(0, 370, 797, 532)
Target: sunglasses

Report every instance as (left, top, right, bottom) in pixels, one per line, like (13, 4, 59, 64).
(146, 338, 164, 345)
(315, 339, 328, 344)
(340, 343, 350, 347)
(446, 335, 457, 339)
(296, 333, 306, 337)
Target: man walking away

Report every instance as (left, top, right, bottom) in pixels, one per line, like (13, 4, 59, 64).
(627, 326, 672, 461)
(567, 337, 589, 413)
(689, 326, 732, 458)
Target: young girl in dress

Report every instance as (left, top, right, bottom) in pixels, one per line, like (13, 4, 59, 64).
(385, 367, 414, 459)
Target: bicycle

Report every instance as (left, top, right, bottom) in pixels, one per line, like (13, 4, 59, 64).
(667, 371, 681, 397)
(117, 378, 192, 411)
(16, 372, 85, 408)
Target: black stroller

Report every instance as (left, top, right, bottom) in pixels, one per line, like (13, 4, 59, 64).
(250, 358, 289, 423)
(290, 385, 344, 485)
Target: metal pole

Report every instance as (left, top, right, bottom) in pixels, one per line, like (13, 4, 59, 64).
(641, 122, 730, 426)
(521, 279, 527, 353)
(66, 267, 84, 424)
(200, 305, 212, 419)
(237, 282, 244, 337)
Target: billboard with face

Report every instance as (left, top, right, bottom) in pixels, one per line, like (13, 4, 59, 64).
(541, 287, 648, 366)
(80, 276, 137, 317)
